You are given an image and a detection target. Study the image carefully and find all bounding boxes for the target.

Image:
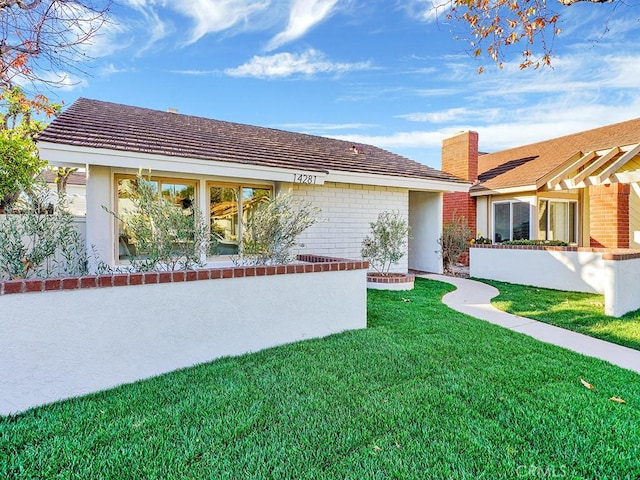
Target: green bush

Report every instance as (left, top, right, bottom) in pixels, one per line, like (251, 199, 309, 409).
(439, 213, 472, 273)
(236, 193, 320, 266)
(0, 188, 88, 280)
(361, 210, 410, 276)
(502, 239, 569, 247)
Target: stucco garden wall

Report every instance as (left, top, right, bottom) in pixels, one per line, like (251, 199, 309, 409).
(0, 256, 367, 416)
(289, 182, 409, 273)
(470, 245, 640, 317)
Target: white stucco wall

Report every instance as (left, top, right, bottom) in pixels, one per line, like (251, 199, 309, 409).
(606, 256, 640, 317)
(288, 182, 410, 273)
(408, 191, 443, 273)
(85, 165, 114, 268)
(470, 247, 640, 317)
(470, 247, 605, 294)
(0, 268, 367, 416)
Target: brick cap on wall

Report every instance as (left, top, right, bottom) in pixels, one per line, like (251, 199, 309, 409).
(470, 244, 640, 261)
(0, 255, 369, 296)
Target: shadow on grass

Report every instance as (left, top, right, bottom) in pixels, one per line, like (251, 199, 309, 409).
(480, 279, 640, 351)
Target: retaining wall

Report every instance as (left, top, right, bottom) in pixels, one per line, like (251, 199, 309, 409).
(470, 245, 640, 318)
(0, 255, 368, 416)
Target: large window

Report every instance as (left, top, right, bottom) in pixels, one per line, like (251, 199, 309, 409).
(209, 185, 271, 255)
(493, 201, 530, 243)
(538, 200, 577, 243)
(116, 176, 196, 261)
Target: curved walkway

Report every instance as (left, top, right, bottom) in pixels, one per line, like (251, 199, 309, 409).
(421, 274, 640, 375)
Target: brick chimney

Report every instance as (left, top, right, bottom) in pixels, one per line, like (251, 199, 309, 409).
(441, 131, 479, 265)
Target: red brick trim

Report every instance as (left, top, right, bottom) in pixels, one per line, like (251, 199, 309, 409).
(0, 255, 369, 297)
(470, 244, 640, 260)
(366, 273, 415, 284)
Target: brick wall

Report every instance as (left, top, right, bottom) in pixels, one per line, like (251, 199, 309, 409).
(441, 131, 479, 264)
(589, 183, 630, 248)
(290, 182, 409, 273)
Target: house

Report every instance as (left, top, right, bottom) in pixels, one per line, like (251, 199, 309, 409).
(36, 98, 469, 273)
(442, 118, 640, 250)
(41, 169, 87, 216)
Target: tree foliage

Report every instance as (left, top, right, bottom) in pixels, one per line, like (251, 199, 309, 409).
(0, 85, 60, 209)
(0, 186, 88, 279)
(361, 210, 410, 276)
(445, 0, 612, 71)
(0, 0, 111, 89)
(237, 193, 320, 266)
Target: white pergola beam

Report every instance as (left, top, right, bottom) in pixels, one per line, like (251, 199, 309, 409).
(597, 143, 640, 183)
(571, 146, 620, 185)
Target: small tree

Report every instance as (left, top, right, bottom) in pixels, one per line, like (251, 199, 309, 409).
(0, 86, 61, 211)
(439, 213, 472, 274)
(237, 193, 320, 265)
(0, 187, 88, 279)
(104, 171, 209, 272)
(361, 210, 410, 276)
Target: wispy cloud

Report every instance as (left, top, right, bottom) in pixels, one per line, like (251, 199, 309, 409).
(224, 49, 373, 79)
(266, 0, 340, 51)
(179, 0, 271, 44)
(401, 0, 450, 23)
(276, 122, 377, 132)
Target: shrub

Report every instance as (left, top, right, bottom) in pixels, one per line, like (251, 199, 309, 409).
(502, 239, 569, 247)
(0, 187, 88, 280)
(439, 213, 472, 273)
(236, 193, 320, 266)
(104, 171, 209, 272)
(361, 210, 410, 276)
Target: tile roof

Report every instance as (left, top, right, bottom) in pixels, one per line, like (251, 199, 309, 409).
(473, 117, 640, 193)
(36, 98, 467, 186)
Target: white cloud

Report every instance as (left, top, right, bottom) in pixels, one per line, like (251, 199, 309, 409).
(224, 49, 373, 78)
(329, 130, 444, 149)
(401, 0, 450, 23)
(179, 0, 271, 44)
(396, 107, 501, 123)
(276, 122, 376, 131)
(266, 0, 340, 51)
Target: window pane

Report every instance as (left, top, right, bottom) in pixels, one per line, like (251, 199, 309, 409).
(512, 202, 530, 240)
(162, 183, 195, 209)
(242, 187, 271, 226)
(549, 202, 568, 241)
(538, 200, 548, 241)
(117, 177, 158, 260)
(210, 186, 239, 255)
(494, 203, 510, 243)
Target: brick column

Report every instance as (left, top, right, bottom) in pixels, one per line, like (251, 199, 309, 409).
(589, 183, 630, 248)
(441, 131, 478, 265)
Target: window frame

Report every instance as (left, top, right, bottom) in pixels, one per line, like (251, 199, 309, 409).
(114, 174, 198, 263)
(207, 181, 273, 258)
(538, 199, 578, 244)
(492, 200, 531, 243)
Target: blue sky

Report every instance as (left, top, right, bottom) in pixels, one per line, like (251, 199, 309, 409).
(38, 0, 640, 169)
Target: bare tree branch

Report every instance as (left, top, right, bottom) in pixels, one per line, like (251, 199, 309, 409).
(0, 0, 111, 89)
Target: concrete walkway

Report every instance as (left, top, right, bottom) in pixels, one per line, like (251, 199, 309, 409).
(421, 274, 640, 375)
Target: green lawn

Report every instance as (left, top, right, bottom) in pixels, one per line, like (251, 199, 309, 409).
(481, 279, 640, 352)
(2, 278, 639, 479)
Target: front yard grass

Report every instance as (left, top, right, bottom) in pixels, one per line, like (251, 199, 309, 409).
(2, 278, 640, 479)
(482, 279, 640, 352)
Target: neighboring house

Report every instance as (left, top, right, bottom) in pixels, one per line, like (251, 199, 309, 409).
(36, 98, 469, 273)
(442, 118, 640, 250)
(42, 169, 87, 216)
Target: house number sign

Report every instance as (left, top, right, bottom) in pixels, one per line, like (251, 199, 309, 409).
(292, 173, 319, 184)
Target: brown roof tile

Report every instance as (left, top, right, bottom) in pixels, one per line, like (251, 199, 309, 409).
(36, 98, 467, 185)
(473, 117, 640, 193)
